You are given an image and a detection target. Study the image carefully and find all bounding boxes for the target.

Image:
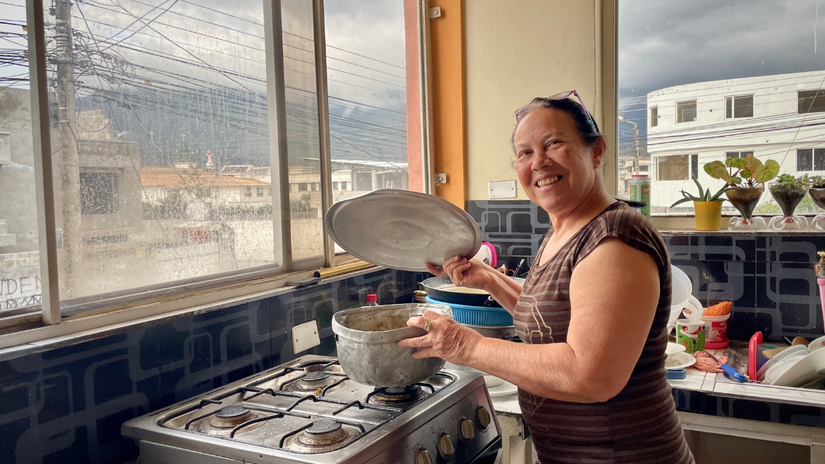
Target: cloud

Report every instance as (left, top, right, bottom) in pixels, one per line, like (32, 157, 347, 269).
(619, 0, 825, 99)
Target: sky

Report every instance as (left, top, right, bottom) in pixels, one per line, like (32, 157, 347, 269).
(618, 0, 825, 133)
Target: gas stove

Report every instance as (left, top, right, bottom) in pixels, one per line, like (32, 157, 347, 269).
(122, 355, 502, 464)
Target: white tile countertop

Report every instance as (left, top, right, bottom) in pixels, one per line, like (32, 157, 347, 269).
(490, 352, 825, 414)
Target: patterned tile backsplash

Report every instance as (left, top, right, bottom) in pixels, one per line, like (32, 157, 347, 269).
(467, 200, 825, 340)
(0, 268, 425, 464)
(4, 199, 825, 462)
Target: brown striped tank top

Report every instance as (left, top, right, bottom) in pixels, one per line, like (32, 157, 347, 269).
(514, 202, 694, 464)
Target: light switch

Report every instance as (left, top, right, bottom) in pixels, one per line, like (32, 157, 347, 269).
(489, 180, 517, 199)
(292, 319, 321, 354)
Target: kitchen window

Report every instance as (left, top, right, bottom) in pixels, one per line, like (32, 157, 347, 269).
(676, 100, 697, 123)
(725, 95, 753, 119)
(619, 1, 825, 217)
(0, 0, 425, 345)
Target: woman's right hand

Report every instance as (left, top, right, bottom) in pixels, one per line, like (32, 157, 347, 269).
(426, 256, 493, 290)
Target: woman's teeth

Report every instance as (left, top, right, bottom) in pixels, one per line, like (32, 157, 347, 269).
(536, 176, 561, 187)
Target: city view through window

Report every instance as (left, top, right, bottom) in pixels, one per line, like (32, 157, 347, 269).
(618, 0, 825, 216)
(0, 0, 414, 314)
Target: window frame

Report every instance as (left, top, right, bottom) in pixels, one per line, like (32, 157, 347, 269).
(4, 0, 432, 349)
(725, 94, 754, 119)
(650, 105, 658, 128)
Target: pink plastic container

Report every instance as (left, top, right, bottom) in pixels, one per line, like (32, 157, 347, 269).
(703, 314, 730, 349)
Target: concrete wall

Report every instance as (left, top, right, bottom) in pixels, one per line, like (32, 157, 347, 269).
(464, 0, 600, 201)
(0, 88, 39, 253)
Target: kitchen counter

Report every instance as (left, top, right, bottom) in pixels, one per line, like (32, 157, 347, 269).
(489, 359, 825, 464)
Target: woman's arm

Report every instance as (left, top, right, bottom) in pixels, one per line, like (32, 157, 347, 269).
(404, 238, 660, 403)
(428, 257, 523, 313)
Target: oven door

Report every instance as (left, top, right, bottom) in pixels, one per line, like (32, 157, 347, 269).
(469, 436, 503, 464)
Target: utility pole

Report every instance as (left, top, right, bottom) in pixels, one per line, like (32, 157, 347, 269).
(54, 0, 82, 297)
(619, 116, 640, 174)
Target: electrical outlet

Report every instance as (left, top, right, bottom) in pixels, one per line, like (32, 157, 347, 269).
(436, 173, 447, 185)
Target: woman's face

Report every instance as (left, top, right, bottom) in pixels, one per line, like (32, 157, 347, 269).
(513, 108, 604, 215)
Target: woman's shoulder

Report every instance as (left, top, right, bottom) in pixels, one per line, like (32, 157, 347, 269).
(576, 202, 668, 264)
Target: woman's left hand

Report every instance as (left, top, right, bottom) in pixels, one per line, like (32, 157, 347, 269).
(396, 311, 483, 366)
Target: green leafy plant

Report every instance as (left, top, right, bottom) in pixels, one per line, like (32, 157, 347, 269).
(670, 178, 728, 208)
(769, 173, 810, 193)
(704, 154, 780, 188)
(810, 175, 825, 188)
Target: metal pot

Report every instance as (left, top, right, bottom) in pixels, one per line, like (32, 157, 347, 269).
(331, 303, 453, 387)
(421, 276, 525, 308)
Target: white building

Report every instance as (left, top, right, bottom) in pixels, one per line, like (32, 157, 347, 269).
(647, 70, 825, 212)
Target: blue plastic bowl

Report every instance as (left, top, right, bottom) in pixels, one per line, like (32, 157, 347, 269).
(425, 296, 514, 327)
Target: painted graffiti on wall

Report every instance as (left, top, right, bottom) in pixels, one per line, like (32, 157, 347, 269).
(0, 264, 41, 310)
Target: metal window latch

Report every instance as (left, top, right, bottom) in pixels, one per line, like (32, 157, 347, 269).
(429, 7, 442, 19)
(435, 173, 447, 185)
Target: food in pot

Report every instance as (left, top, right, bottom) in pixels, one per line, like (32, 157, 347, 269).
(441, 285, 489, 295)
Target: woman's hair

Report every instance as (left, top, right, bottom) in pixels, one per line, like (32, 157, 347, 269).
(510, 97, 603, 153)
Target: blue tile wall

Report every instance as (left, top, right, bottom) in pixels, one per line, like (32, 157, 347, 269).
(0, 268, 420, 464)
(467, 200, 825, 341)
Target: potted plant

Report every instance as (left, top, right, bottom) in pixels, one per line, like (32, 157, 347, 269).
(768, 173, 811, 230)
(810, 175, 825, 230)
(670, 179, 728, 231)
(704, 154, 780, 229)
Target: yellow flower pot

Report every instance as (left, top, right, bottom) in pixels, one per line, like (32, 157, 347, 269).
(694, 201, 722, 231)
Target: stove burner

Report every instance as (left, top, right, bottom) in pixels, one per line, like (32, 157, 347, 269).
(303, 371, 330, 382)
(368, 385, 426, 406)
(210, 406, 253, 428)
(282, 370, 345, 394)
(283, 420, 355, 453)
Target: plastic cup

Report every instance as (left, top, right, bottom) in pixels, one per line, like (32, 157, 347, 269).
(676, 319, 705, 354)
(702, 314, 730, 349)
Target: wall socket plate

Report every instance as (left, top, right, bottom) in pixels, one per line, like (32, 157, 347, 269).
(488, 180, 517, 199)
(292, 319, 321, 354)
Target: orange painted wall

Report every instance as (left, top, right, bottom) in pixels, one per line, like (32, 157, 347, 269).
(429, 0, 465, 209)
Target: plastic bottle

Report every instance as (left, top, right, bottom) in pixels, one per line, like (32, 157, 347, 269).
(365, 293, 378, 306)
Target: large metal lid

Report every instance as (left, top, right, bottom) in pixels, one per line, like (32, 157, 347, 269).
(325, 190, 482, 272)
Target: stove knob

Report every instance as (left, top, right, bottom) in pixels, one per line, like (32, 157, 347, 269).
(476, 406, 492, 431)
(437, 432, 455, 461)
(416, 447, 433, 464)
(459, 418, 475, 441)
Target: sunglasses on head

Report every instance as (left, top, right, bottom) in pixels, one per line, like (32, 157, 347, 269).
(514, 90, 592, 125)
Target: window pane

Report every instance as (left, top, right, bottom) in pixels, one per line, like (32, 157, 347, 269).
(676, 101, 696, 123)
(690, 154, 698, 180)
(815, 149, 825, 171)
(733, 95, 753, 118)
(0, 0, 44, 314)
(799, 90, 825, 114)
(620, 2, 825, 215)
(325, 1, 413, 198)
(44, 0, 282, 304)
(656, 155, 689, 181)
(798, 149, 812, 171)
(650, 106, 658, 127)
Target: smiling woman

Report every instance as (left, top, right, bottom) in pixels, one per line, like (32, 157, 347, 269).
(399, 92, 694, 463)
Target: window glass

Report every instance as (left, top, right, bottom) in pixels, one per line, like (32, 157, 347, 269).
(43, 0, 282, 305)
(619, 1, 825, 215)
(656, 155, 689, 181)
(690, 154, 698, 180)
(798, 90, 825, 114)
(798, 149, 813, 171)
(676, 101, 697, 123)
(726, 95, 753, 118)
(0, 0, 43, 315)
(815, 148, 825, 171)
(650, 106, 658, 127)
(324, 0, 414, 200)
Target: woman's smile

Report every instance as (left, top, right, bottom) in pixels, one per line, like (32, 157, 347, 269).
(536, 175, 563, 187)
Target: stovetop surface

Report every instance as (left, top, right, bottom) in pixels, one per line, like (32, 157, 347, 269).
(122, 355, 497, 464)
